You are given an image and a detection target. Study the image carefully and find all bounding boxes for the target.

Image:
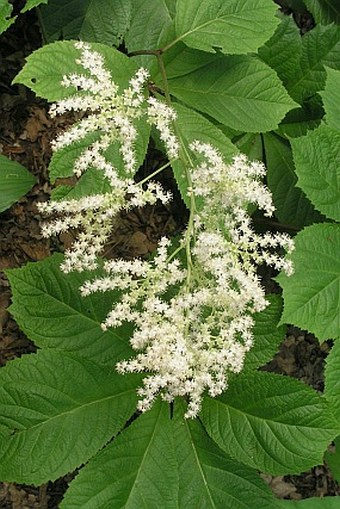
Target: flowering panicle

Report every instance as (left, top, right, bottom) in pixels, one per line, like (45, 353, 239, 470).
(39, 42, 294, 418)
(189, 142, 294, 276)
(72, 141, 294, 417)
(49, 42, 178, 181)
(39, 180, 171, 273)
(50, 42, 149, 177)
(38, 41, 175, 272)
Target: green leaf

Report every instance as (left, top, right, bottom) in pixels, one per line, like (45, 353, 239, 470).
(243, 295, 285, 372)
(0, 155, 36, 213)
(0, 0, 48, 34)
(156, 45, 220, 83)
(61, 399, 280, 508)
(6, 253, 133, 364)
(22, 0, 48, 12)
(172, 102, 238, 207)
(278, 497, 340, 509)
(277, 98, 324, 138)
(291, 124, 340, 221)
(201, 371, 338, 475)
(234, 133, 263, 161)
(277, 223, 340, 341)
(325, 349, 340, 496)
(49, 131, 101, 183)
(125, 0, 175, 73)
(303, 0, 340, 25)
(51, 170, 111, 201)
(14, 41, 137, 101)
(173, 400, 281, 509)
(258, 12, 302, 88)
(0, 0, 16, 34)
(175, 0, 279, 55)
(325, 435, 340, 483)
(320, 67, 340, 130)
(263, 133, 323, 228)
(286, 24, 340, 103)
(60, 400, 178, 509)
(325, 340, 340, 421)
(168, 55, 297, 133)
(39, 0, 131, 46)
(0, 350, 141, 484)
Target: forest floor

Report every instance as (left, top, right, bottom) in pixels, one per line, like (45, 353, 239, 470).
(0, 4, 339, 509)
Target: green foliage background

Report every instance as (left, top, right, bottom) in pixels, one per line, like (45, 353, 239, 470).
(0, 0, 340, 507)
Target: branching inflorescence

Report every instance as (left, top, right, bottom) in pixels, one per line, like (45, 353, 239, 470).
(39, 42, 294, 418)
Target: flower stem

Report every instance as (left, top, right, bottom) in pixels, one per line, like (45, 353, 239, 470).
(137, 160, 173, 186)
(155, 52, 197, 290)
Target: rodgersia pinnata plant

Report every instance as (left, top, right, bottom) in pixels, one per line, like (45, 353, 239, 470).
(37, 42, 295, 418)
(1, 1, 340, 507)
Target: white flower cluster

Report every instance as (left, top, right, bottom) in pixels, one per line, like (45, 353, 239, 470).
(76, 142, 294, 418)
(39, 181, 171, 272)
(189, 142, 295, 276)
(49, 42, 178, 181)
(147, 97, 179, 159)
(40, 42, 294, 418)
(38, 41, 175, 272)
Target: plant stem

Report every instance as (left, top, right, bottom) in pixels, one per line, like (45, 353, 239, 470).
(155, 52, 197, 290)
(155, 52, 171, 103)
(137, 160, 173, 186)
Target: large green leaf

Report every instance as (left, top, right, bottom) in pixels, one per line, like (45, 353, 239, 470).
(168, 55, 297, 132)
(303, 0, 340, 24)
(319, 66, 340, 130)
(6, 253, 133, 363)
(0, 155, 36, 213)
(60, 400, 178, 508)
(125, 0, 175, 72)
(39, 0, 131, 46)
(243, 295, 285, 372)
(263, 133, 323, 228)
(155, 45, 221, 83)
(61, 399, 280, 508)
(258, 13, 302, 88)
(201, 371, 338, 475)
(174, 0, 279, 55)
(14, 41, 137, 101)
(172, 102, 238, 207)
(286, 24, 340, 103)
(173, 400, 280, 509)
(291, 124, 340, 221)
(277, 223, 340, 341)
(0, 350, 141, 484)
